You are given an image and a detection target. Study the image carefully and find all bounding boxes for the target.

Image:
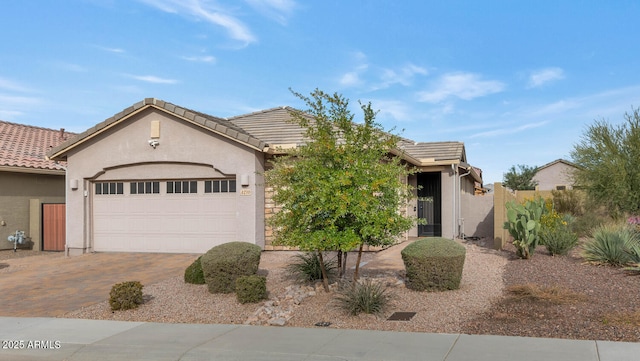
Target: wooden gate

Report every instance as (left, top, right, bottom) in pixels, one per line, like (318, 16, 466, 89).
(43, 203, 65, 251)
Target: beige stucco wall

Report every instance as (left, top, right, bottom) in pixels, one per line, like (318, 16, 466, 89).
(533, 162, 576, 191)
(460, 192, 493, 240)
(64, 107, 265, 255)
(0, 171, 65, 251)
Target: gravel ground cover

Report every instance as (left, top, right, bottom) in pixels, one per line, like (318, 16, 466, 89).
(461, 243, 640, 342)
(4, 240, 639, 342)
(61, 241, 507, 333)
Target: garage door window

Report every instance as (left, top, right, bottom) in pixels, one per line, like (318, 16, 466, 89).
(95, 182, 123, 195)
(130, 181, 160, 194)
(204, 179, 236, 193)
(167, 181, 198, 194)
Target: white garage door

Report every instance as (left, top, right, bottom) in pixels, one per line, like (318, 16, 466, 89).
(92, 179, 237, 253)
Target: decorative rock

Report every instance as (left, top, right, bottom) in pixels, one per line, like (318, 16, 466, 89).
(268, 317, 287, 326)
(244, 283, 320, 327)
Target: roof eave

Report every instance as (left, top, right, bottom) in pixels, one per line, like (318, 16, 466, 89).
(0, 165, 65, 175)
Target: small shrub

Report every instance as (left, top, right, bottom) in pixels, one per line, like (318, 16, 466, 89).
(581, 223, 640, 266)
(109, 281, 144, 311)
(540, 226, 579, 256)
(401, 238, 466, 291)
(287, 252, 337, 283)
(201, 242, 262, 294)
(552, 189, 584, 216)
(235, 275, 268, 304)
(334, 279, 392, 316)
(571, 204, 610, 237)
(540, 206, 566, 236)
(184, 256, 205, 284)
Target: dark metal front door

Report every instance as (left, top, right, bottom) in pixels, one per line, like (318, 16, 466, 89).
(417, 172, 441, 237)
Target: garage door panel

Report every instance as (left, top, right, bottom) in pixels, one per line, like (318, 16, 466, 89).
(93, 183, 239, 253)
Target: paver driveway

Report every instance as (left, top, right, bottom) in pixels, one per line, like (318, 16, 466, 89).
(0, 252, 198, 317)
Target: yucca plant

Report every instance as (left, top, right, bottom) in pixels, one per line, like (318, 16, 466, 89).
(334, 279, 393, 316)
(581, 224, 640, 266)
(287, 252, 338, 283)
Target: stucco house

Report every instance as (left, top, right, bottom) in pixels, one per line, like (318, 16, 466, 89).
(533, 159, 579, 191)
(48, 98, 483, 255)
(0, 120, 71, 251)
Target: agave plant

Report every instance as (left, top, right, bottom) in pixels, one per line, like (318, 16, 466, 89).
(582, 223, 640, 266)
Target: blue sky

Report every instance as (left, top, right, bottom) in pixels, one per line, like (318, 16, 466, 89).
(2, 1, 640, 183)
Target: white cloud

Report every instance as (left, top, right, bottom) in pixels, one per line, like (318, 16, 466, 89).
(0, 110, 24, 120)
(0, 94, 41, 105)
(57, 63, 89, 72)
(95, 45, 125, 53)
(338, 52, 427, 92)
(245, 0, 296, 25)
(339, 72, 362, 87)
(417, 72, 505, 103)
(127, 75, 179, 84)
(139, 0, 256, 45)
(528, 67, 565, 88)
(469, 120, 549, 138)
(376, 63, 428, 89)
(181, 55, 216, 63)
(0, 77, 32, 93)
(371, 99, 411, 122)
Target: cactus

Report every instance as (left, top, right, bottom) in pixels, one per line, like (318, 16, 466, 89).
(503, 197, 545, 259)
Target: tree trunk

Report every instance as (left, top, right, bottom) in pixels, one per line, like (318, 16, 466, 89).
(317, 251, 330, 292)
(353, 243, 364, 281)
(342, 251, 348, 278)
(337, 250, 343, 278)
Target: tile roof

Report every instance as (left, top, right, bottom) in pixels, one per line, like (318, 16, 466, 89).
(0, 120, 73, 172)
(399, 141, 466, 163)
(228, 106, 309, 147)
(47, 98, 474, 174)
(49, 98, 266, 158)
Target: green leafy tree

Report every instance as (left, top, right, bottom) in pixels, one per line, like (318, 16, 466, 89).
(571, 108, 640, 217)
(503, 164, 539, 190)
(264, 89, 417, 291)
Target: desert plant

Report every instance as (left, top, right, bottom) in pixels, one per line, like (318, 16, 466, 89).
(200, 242, 262, 294)
(401, 238, 466, 291)
(235, 275, 268, 304)
(571, 204, 610, 237)
(582, 224, 640, 266)
(539, 202, 566, 237)
(334, 279, 392, 316)
(539, 225, 579, 256)
(287, 252, 338, 283)
(503, 197, 545, 259)
(552, 189, 584, 216)
(184, 256, 205, 284)
(109, 281, 144, 311)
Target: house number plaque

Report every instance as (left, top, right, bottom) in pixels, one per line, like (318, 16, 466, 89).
(240, 189, 252, 196)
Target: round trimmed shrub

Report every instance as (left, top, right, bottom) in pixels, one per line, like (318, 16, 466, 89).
(201, 242, 262, 294)
(109, 281, 144, 311)
(401, 238, 466, 291)
(235, 275, 268, 304)
(184, 256, 205, 284)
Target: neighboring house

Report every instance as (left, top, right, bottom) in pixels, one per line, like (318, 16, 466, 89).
(48, 98, 484, 255)
(0, 120, 72, 251)
(533, 159, 579, 191)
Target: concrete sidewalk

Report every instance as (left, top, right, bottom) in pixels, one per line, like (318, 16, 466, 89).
(1, 317, 639, 361)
